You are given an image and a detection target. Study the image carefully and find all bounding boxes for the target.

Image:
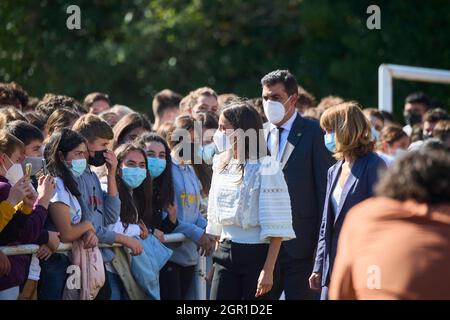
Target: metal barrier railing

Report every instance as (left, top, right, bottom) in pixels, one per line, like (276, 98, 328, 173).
(0, 233, 208, 300)
(0, 233, 187, 256)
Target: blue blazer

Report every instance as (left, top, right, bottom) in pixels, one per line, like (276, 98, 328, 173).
(313, 152, 386, 287)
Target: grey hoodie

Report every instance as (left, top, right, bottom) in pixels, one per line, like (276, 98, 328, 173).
(76, 167, 120, 262)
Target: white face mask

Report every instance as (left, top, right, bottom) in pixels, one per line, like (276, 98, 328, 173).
(263, 96, 292, 125)
(213, 130, 233, 153)
(393, 148, 407, 159)
(4, 156, 24, 186)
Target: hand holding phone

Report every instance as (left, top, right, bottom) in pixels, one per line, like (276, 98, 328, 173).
(42, 159, 49, 175)
(25, 163, 32, 179)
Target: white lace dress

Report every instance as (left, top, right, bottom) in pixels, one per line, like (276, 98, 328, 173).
(206, 156, 296, 244)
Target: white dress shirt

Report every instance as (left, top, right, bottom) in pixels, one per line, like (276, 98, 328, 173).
(331, 181, 343, 218)
(267, 111, 298, 160)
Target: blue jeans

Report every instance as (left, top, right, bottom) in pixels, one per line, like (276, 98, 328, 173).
(107, 271, 128, 300)
(38, 253, 71, 300)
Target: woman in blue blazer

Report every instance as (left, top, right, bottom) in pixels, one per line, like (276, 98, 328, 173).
(309, 101, 387, 300)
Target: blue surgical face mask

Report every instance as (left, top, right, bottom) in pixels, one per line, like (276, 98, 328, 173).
(68, 159, 87, 177)
(198, 143, 216, 162)
(121, 167, 147, 189)
(147, 157, 166, 178)
(324, 132, 336, 153)
(371, 127, 380, 141)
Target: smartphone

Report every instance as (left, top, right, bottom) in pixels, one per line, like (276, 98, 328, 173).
(42, 159, 49, 175)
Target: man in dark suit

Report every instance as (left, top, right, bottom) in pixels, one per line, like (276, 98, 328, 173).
(261, 70, 335, 299)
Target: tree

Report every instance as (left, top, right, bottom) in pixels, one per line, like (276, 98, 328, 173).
(0, 0, 449, 121)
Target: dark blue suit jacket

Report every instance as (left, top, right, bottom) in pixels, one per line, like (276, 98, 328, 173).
(268, 114, 335, 260)
(313, 152, 386, 286)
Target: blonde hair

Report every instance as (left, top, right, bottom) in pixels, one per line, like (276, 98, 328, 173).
(0, 129, 24, 157)
(320, 101, 374, 161)
(180, 87, 218, 114)
(0, 106, 27, 129)
(179, 94, 193, 114)
(192, 87, 217, 99)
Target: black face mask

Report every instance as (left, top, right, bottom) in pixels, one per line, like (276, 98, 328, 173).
(88, 150, 106, 167)
(404, 112, 422, 127)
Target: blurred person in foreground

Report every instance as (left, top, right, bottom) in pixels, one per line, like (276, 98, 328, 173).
(329, 143, 450, 300)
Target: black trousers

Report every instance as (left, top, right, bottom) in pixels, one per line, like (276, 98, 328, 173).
(159, 261, 195, 300)
(210, 240, 279, 300)
(270, 245, 319, 300)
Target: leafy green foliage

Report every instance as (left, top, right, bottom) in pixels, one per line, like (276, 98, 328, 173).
(0, 0, 449, 121)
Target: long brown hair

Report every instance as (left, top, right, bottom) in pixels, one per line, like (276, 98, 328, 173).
(45, 108, 79, 136)
(113, 112, 152, 149)
(135, 132, 175, 212)
(44, 128, 85, 197)
(115, 143, 153, 228)
(166, 115, 212, 195)
(219, 100, 267, 170)
(0, 106, 27, 129)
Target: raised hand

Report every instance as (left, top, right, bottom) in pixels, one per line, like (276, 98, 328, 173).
(6, 177, 30, 206)
(37, 175, 56, 209)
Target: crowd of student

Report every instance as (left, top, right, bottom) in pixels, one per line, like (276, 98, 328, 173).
(0, 69, 449, 300)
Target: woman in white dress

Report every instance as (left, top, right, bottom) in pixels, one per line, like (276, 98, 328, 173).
(206, 101, 295, 300)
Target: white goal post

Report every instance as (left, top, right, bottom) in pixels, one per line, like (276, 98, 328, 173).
(378, 64, 450, 113)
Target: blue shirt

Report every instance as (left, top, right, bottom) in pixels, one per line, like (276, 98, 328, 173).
(168, 156, 207, 267)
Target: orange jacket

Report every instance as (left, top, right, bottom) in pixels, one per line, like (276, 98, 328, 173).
(329, 197, 450, 300)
